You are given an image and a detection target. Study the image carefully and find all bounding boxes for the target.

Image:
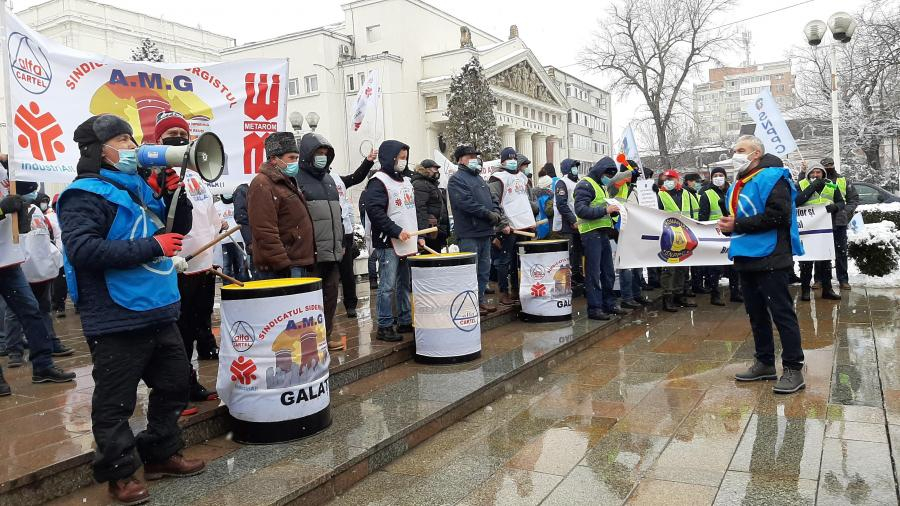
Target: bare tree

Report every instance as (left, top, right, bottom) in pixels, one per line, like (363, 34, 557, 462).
(580, 0, 735, 167)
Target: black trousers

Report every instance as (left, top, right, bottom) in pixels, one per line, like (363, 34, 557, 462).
(740, 269, 804, 370)
(88, 323, 189, 482)
(338, 234, 358, 311)
(313, 261, 341, 338)
(833, 226, 849, 284)
(51, 267, 67, 311)
(176, 272, 217, 357)
(800, 260, 832, 287)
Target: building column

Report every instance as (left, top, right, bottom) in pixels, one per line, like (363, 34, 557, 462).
(531, 133, 547, 167)
(515, 130, 533, 162)
(500, 126, 517, 150)
(548, 136, 561, 168)
(425, 125, 438, 157)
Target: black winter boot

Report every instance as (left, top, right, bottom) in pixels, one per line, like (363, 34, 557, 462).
(710, 288, 725, 306)
(822, 285, 842, 300)
(800, 286, 811, 301)
(676, 294, 698, 308)
(662, 295, 678, 313)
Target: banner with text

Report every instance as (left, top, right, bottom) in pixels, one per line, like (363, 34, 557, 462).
(2, 10, 287, 191)
(746, 88, 797, 157)
(615, 203, 834, 268)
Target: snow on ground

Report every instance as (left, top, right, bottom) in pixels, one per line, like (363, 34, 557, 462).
(848, 259, 900, 288)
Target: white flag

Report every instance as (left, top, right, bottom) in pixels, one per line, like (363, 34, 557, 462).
(620, 126, 643, 174)
(433, 149, 455, 189)
(747, 88, 797, 157)
(350, 70, 379, 132)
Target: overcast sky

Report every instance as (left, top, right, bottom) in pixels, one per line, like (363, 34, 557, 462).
(13, 0, 867, 139)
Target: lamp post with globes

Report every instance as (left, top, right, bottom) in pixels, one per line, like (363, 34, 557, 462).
(803, 12, 858, 176)
(306, 112, 320, 132)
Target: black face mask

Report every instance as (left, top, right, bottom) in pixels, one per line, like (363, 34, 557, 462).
(162, 136, 190, 147)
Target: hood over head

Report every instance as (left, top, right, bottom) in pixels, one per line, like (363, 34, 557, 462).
(589, 157, 617, 181)
(560, 159, 578, 175)
(298, 132, 336, 177)
(377, 140, 411, 180)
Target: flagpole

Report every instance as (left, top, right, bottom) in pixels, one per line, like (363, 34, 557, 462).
(1, 0, 20, 243)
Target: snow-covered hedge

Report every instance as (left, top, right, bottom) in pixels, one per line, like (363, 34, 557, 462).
(858, 202, 900, 230)
(848, 221, 900, 277)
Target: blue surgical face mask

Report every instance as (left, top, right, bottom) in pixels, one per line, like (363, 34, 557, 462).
(504, 160, 518, 172)
(282, 161, 300, 177)
(106, 145, 138, 174)
(313, 155, 328, 169)
(522, 165, 532, 176)
(23, 190, 38, 202)
(601, 176, 611, 186)
(467, 159, 481, 170)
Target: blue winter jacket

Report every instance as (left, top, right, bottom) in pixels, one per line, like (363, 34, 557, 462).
(448, 164, 500, 239)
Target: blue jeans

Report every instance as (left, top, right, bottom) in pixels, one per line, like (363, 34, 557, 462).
(3, 280, 65, 355)
(255, 266, 307, 280)
(0, 266, 53, 369)
(581, 230, 616, 313)
(458, 237, 492, 304)
(492, 233, 519, 294)
(374, 248, 411, 328)
(619, 268, 642, 302)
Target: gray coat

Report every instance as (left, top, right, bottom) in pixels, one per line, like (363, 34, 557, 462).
(295, 133, 343, 263)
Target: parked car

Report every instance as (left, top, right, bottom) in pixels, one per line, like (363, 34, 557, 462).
(854, 182, 900, 205)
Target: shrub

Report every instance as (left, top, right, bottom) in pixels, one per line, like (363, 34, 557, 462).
(858, 202, 900, 230)
(848, 221, 900, 277)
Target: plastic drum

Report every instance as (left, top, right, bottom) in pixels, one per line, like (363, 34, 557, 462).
(517, 239, 573, 322)
(217, 278, 332, 444)
(408, 252, 482, 364)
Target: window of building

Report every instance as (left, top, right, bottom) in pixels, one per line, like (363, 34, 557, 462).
(505, 101, 511, 113)
(552, 114, 556, 125)
(531, 109, 535, 120)
(538, 111, 544, 122)
(304, 75, 318, 94)
(366, 25, 381, 43)
(515, 104, 520, 116)
(523, 106, 529, 118)
(425, 95, 438, 110)
(288, 78, 299, 97)
(347, 74, 357, 92)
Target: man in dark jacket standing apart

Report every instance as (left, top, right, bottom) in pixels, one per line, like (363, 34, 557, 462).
(295, 132, 345, 350)
(795, 165, 844, 301)
(57, 114, 203, 504)
(719, 135, 806, 394)
(248, 133, 315, 279)
(822, 157, 858, 290)
(411, 159, 447, 252)
(448, 146, 504, 316)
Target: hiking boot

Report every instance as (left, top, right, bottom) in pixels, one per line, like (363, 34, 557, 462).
(108, 476, 149, 505)
(734, 361, 778, 382)
(143, 453, 206, 480)
(52, 344, 75, 357)
(588, 310, 610, 321)
(0, 367, 10, 397)
(800, 286, 811, 302)
(839, 282, 852, 291)
(32, 365, 76, 383)
(606, 306, 631, 315)
(676, 295, 697, 308)
(499, 293, 516, 306)
(822, 286, 842, 300)
(773, 368, 806, 394)
(376, 326, 402, 342)
(634, 295, 651, 305)
(346, 308, 358, 318)
(189, 371, 218, 402)
(8, 352, 24, 368)
(396, 323, 414, 334)
(710, 289, 725, 306)
(662, 295, 678, 313)
(621, 300, 642, 310)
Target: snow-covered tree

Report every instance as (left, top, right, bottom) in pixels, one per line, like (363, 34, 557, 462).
(444, 56, 501, 160)
(131, 38, 164, 62)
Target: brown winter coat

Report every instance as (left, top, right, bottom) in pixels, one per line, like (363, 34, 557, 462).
(248, 162, 315, 271)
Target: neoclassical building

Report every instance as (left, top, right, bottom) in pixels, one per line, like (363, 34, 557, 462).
(221, 0, 607, 174)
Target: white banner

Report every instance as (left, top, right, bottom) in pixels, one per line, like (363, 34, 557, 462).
(746, 88, 797, 157)
(519, 248, 573, 317)
(620, 125, 643, 175)
(217, 289, 330, 423)
(434, 149, 455, 190)
(2, 10, 287, 192)
(635, 179, 657, 208)
(616, 203, 834, 268)
(411, 261, 481, 358)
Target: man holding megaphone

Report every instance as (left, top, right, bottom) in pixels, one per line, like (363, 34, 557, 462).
(57, 114, 204, 505)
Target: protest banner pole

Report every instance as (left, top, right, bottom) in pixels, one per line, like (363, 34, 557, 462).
(1, 2, 19, 244)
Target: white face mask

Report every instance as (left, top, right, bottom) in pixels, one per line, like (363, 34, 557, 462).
(395, 159, 408, 170)
(731, 153, 751, 172)
(712, 176, 726, 187)
(663, 180, 676, 191)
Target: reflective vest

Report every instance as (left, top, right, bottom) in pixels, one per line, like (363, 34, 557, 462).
(726, 167, 804, 259)
(61, 170, 180, 311)
(492, 170, 536, 229)
(369, 171, 418, 256)
(799, 177, 845, 205)
(551, 176, 577, 232)
(659, 189, 699, 219)
(704, 188, 724, 220)
(577, 177, 613, 234)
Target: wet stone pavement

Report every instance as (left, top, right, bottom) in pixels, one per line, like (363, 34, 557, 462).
(332, 288, 900, 506)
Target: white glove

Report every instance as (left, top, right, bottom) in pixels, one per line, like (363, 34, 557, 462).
(172, 255, 189, 273)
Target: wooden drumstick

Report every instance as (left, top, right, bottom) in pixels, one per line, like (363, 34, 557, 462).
(420, 243, 440, 255)
(184, 225, 240, 261)
(409, 226, 438, 237)
(9, 180, 18, 244)
(512, 229, 536, 238)
(211, 269, 244, 286)
(534, 218, 548, 226)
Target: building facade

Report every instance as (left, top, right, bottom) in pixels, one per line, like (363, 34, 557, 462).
(693, 60, 796, 144)
(546, 66, 613, 169)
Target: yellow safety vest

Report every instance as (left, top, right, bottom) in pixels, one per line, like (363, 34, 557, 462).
(799, 178, 839, 205)
(659, 190, 699, 219)
(704, 188, 723, 220)
(577, 177, 613, 234)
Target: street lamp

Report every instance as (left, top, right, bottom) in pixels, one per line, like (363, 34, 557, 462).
(804, 12, 857, 176)
(289, 111, 303, 132)
(306, 112, 320, 132)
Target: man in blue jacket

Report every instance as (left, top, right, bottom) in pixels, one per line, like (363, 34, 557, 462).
(448, 145, 504, 316)
(57, 114, 203, 504)
(718, 135, 806, 395)
(552, 159, 584, 288)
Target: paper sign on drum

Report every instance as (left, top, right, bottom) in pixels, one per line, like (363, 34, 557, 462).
(518, 240, 573, 322)
(217, 278, 332, 444)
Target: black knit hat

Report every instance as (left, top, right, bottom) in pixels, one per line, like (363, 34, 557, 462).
(710, 166, 727, 178)
(453, 145, 480, 162)
(73, 114, 136, 175)
(500, 147, 517, 162)
(265, 132, 299, 158)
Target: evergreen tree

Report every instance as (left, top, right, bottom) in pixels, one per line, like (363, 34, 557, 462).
(131, 38, 164, 62)
(444, 56, 501, 160)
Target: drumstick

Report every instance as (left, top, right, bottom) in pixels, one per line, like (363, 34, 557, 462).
(409, 226, 438, 237)
(420, 243, 440, 255)
(534, 218, 548, 226)
(9, 180, 18, 244)
(184, 225, 240, 261)
(513, 229, 536, 238)
(211, 269, 244, 286)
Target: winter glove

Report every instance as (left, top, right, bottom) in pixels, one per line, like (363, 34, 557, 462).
(147, 168, 182, 196)
(153, 233, 184, 257)
(811, 178, 827, 192)
(0, 194, 25, 218)
(486, 211, 501, 226)
(825, 203, 839, 213)
(172, 255, 189, 273)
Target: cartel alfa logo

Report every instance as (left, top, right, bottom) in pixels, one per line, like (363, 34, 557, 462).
(14, 102, 65, 162)
(230, 356, 258, 385)
(8, 32, 52, 94)
(658, 217, 699, 264)
(229, 320, 255, 352)
(530, 283, 547, 297)
(529, 264, 547, 281)
(450, 290, 479, 332)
